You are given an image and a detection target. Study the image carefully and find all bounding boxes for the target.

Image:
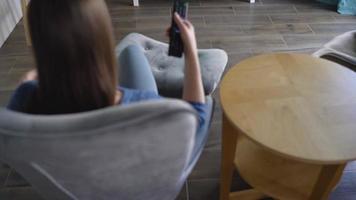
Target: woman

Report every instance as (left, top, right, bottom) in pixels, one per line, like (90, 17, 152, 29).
(7, 0, 207, 126)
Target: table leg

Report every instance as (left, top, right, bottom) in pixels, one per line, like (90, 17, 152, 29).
(21, 0, 31, 46)
(308, 164, 346, 200)
(220, 114, 238, 200)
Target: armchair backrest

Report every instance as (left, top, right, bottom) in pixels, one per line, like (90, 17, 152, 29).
(0, 99, 198, 200)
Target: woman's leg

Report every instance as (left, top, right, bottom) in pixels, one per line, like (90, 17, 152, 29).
(118, 45, 158, 93)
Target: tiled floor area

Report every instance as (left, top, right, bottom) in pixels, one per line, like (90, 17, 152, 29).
(0, 0, 356, 199)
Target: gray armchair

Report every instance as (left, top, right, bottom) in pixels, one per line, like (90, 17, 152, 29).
(313, 30, 356, 70)
(0, 98, 214, 200)
(116, 33, 228, 98)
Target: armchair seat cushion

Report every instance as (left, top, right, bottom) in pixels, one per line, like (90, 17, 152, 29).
(116, 33, 228, 97)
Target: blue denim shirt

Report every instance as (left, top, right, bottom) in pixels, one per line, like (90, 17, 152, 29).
(7, 81, 208, 129)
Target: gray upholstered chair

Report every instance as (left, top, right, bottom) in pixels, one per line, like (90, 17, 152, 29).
(314, 30, 356, 70)
(116, 33, 228, 98)
(0, 98, 214, 200)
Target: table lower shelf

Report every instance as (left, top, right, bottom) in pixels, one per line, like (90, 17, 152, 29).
(234, 135, 335, 200)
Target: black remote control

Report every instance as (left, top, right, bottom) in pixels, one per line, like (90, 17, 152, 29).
(168, 0, 189, 57)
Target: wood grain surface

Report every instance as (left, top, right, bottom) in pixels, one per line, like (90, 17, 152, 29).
(220, 53, 356, 164)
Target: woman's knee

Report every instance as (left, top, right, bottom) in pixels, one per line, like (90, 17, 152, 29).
(120, 44, 142, 59)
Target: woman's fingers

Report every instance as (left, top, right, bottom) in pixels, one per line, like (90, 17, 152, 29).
(173, 12, 187, 32)
(183, 19, 192, 28)
(172, 12, 197, 52)
(174, 12, 194, 31)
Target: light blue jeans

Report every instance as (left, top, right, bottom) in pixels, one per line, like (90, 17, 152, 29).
(118, 45, 158, 94)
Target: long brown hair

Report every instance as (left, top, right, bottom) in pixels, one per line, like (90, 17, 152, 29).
(27, 0, 117, 114)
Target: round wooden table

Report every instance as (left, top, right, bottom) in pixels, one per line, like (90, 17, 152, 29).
(219, 53, 356, 200)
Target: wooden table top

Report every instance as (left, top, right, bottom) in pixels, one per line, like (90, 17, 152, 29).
(220, 53, 356, 164)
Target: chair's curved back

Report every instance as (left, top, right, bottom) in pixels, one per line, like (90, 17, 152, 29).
(0, 99, 198, 200)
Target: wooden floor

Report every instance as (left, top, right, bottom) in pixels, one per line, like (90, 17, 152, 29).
(0, 0, 356, 199)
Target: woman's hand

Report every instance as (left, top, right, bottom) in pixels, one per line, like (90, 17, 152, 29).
(167, 13, 205, 103)
(172, 12, 198, 56)
(19, 69, 37, 84)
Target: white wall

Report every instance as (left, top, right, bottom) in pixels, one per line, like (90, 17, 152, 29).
(0, 0, 22, 47)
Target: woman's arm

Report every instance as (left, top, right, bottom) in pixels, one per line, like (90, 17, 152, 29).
(7, 69, 38, 112)
(173, 13, 205, 104)
(20, 69, 38, 83)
